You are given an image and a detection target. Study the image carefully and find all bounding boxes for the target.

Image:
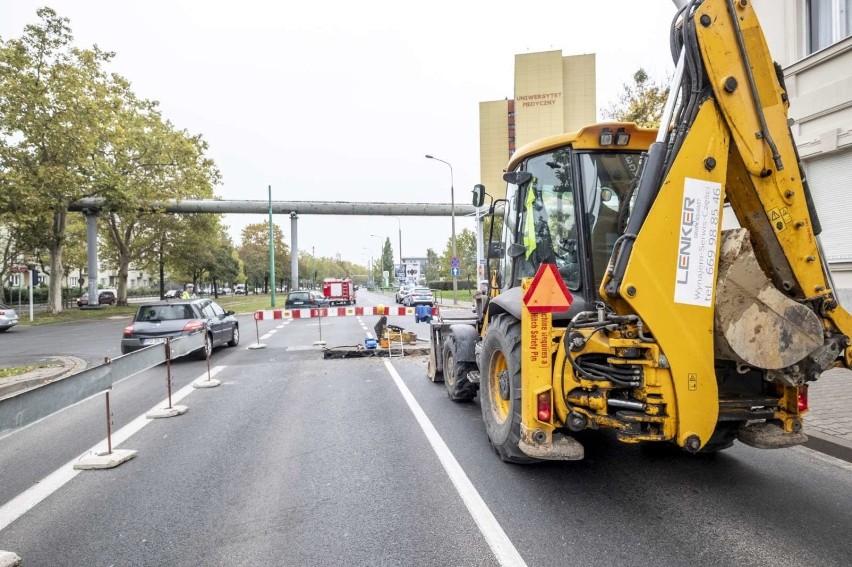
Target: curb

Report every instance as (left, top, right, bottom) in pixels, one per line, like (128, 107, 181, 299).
(803, 430, 852, 462)
(0, 356, 87, 401)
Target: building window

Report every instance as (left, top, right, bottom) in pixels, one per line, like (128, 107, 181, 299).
(807, 0, 852, 54)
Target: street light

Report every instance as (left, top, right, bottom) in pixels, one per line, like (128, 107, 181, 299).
(425, 154, 458, 305)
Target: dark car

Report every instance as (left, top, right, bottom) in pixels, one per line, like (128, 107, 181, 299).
(77, 289, 117, 307)
(120, 298, 239, 357)
(284, 290, 328, 309)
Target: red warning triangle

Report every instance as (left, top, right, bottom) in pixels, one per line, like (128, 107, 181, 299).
(522, 263, 573, 313)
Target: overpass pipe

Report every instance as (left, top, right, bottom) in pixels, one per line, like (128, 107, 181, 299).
(69, 198, 477, 217)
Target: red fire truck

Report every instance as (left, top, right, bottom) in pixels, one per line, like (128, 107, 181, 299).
(322, 278, 356, 306)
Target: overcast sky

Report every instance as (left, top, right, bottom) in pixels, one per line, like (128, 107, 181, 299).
(2, 1, 677, 269)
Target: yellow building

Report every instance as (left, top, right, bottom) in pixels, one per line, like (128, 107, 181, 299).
(479, 51, 596, 199)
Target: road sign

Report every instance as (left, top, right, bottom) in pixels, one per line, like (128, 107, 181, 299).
(450, 267, 460, 277)
(450, 256, 460, 268)
(522, 263, 572, 313)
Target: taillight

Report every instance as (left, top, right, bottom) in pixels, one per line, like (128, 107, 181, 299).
(797, 386, 809, 412)
(0, 310, 5, 315)
(183, 319, 205, 332)
(123, 324, 134, 336)
(537, 391, 552, 422)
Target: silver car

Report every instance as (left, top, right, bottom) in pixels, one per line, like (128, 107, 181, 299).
(0, 303, 19, 332)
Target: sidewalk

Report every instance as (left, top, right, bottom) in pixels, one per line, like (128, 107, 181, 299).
(803, 368, 852, 458)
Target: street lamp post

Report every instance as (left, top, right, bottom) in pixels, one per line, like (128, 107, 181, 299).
(425, 154, 458, 305)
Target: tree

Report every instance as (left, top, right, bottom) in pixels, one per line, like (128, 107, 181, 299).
(440, 229, 476, 288)
(424, 248, 441, 284)
(238, 222, 289, 293)
(0, 8, 138, 313)
(98, 103, 220, 305)
(602, 68, 669, 128)
(380, 238, 394, 282)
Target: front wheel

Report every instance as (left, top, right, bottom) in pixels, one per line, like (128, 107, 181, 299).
(443, 336, 477, 402)
(479, 314, 534, 463)
(228, 325, 240, 347)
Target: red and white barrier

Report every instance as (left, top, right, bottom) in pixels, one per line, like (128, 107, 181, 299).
(253, 305, 440, 320)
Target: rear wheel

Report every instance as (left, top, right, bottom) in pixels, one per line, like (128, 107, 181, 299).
(195, 333, 212, 360)
(228, 325, 240, 347)
(700, 421, 745, 453)
(442, 336, 477, 402)
(479, 314, 534, 463)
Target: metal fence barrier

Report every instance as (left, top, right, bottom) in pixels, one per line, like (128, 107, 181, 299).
(0, 332, 204, 437)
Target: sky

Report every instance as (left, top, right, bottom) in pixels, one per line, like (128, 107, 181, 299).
(1, 1, 678, 269)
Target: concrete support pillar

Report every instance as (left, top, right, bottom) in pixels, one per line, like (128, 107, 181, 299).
(290, 212, 299, 290)
(83, 208, 100, 308)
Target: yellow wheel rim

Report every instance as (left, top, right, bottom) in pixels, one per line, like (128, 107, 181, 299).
(490, 351, 511, 423)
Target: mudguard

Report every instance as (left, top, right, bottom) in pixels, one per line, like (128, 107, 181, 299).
(448, 324, 479, 363)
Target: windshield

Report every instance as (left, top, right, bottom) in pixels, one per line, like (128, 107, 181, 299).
(578, 151, 643, 285)
(505, 148, 644, 291)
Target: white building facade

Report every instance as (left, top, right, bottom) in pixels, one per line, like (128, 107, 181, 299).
(753, 0, 852, 303)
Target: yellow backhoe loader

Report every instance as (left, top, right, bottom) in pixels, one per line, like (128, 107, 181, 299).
(427, 0, 852, 461)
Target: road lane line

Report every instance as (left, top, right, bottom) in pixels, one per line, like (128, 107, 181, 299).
(382, 359, 527, 567)
(0, 366, 225, 532)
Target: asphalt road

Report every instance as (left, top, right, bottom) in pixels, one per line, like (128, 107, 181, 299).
(1, 290, 851, 566)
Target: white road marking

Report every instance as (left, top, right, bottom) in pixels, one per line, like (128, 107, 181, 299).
(0, 366, 225, 532)
(382, 359, 527, 567)
(261, 333, 275, 340)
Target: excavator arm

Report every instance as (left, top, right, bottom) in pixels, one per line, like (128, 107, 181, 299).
(597, 0, 852, 449)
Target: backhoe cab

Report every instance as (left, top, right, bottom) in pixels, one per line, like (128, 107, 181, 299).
(429, 0, 852, 462)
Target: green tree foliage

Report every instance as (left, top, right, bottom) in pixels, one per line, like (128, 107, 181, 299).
(96, 94, 219, 304)
(424, 248, 441, 284)
(0, 8, 221, 312)
(0, 9, 130, 312)
(380, 237, 394, 281)
(602, 68, 669, 128)
(238, 222, 289, 293)
(439, 228, 477, 285)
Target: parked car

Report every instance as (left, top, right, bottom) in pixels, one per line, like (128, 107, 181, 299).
(0, 303, 19, 332)
(404, 287, 434, 307)
(284, 290, 328, 309)
(120, 298, 239, 357)
(234, 284, 246, 295)
(77, 289, 117, 307)
(396, 284, 415, 304)
(163, 289, 181, 299)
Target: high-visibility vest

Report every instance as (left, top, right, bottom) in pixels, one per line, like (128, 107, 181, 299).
(523, 176, 538, 260)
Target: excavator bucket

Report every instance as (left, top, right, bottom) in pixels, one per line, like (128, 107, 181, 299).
(714, 229, 823, 370)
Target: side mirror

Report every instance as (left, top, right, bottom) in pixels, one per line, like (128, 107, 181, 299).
(488, 242, 505, 259)
(227, 310, 235, 316)
(507, 243, 526, 258)
(503, 171, 532, 186)
(472, 184, 486, 208)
